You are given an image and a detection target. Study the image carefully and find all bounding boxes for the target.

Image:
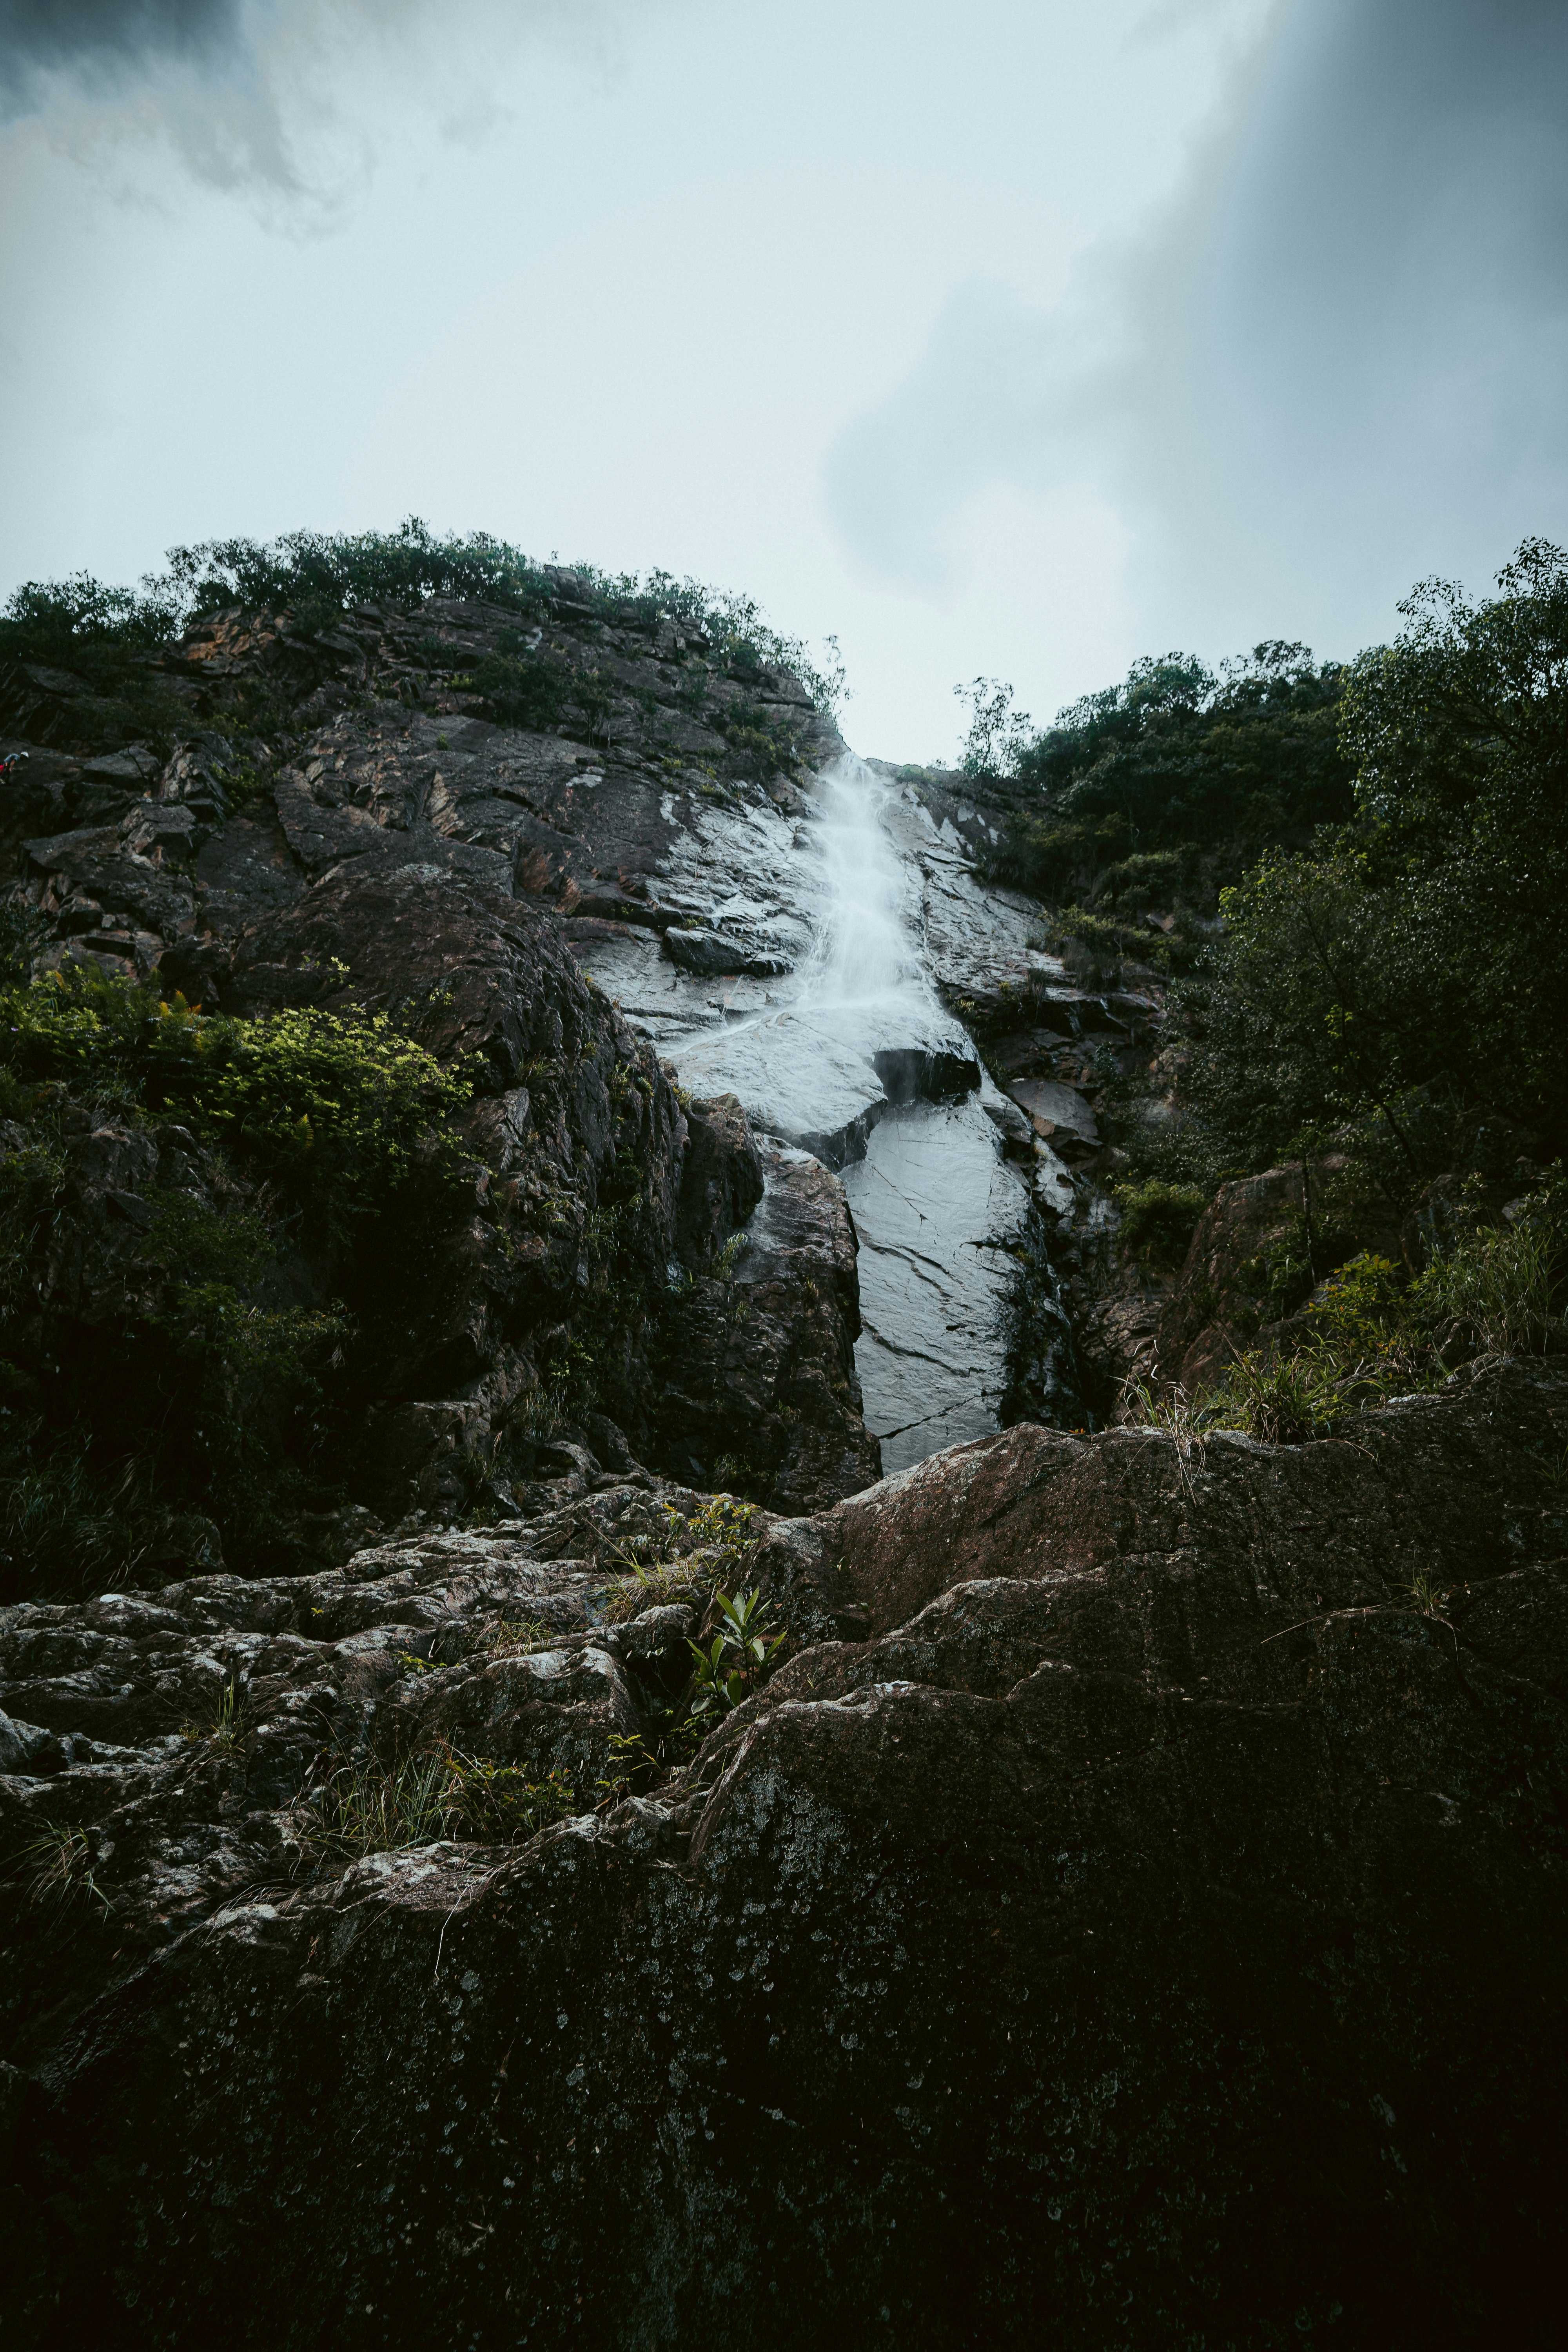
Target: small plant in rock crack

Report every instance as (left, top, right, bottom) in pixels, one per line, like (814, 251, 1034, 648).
(1407, 1571, 1455, 1625)
(1119, 1376, 1218, 1500)
(480, 1614, 556, 1655)
(13, 1822, 109, 1916)
(596, 1728, 660, 1804)
(597, 1550, 701, 1622)
(181, 1679, 245, 1751)
(687, 1586, 784, 1722)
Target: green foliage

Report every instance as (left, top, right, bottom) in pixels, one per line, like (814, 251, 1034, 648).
(181, 1679, 246, 1752)
(978, 642, 1352, 905)
(163, 517, 557, 636)
(0, 571, 189, 753)
(470, 650, 571, 731)
(0, 969, 474, 1232)
(298, 1742, 577, 1862)
(955, 677, 1033, 780)
(1188, 542, 1568, 1178)
(198, 1005, 473, 1229)
(686, 1585, 784, 1722)
(1207, 1346, 1367, 1445)
(0, 969, 479, 1602)
(0, 1425, 125, 1597)
(1175, 1185, 1567, 1447)
(599, 1493, 757, 1619)
(4, 520, 846, 738)
(1112, 1178, 1206, 1272)
(1411, 1185, 1566, 1355)
(0, 895, 50, 985)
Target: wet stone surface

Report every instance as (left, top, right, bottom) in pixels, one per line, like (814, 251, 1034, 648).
(842, 1100, 1033, 1473)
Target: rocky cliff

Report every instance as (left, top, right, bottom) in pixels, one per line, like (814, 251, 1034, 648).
(0, 578, 880, 1566)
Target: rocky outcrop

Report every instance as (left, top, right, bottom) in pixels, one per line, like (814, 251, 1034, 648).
(650, 1142, 881, 1512)
(5, 1357, 1565, 2346)
(1, 587, 841, 997)
(0, 588, 881, 1567)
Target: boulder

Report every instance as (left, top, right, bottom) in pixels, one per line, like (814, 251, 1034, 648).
(1007, 1074, 1101, 1147)
(673, 1091, 766, 1269)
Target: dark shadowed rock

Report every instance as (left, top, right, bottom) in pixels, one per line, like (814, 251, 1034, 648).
(662, 925, 793, 978)
(672, 1091, 765, 1269)
(4, 1357, 1565, 2348)
(649, 1144, 881, 1511)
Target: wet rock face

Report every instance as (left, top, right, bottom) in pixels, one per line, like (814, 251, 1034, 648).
(5, 1358, 1566, 2347)
(650, 1143, 882, 1512)
(840, 1098, 1075, 1472)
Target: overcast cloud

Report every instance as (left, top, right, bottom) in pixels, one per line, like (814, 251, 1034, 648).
(0, 0, 1561, 759)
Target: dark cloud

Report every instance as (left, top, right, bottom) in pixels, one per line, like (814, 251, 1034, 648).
(1198, 0, 1568, 572)
(828, 0, 1568, 659)
(0, 0, 247, 101)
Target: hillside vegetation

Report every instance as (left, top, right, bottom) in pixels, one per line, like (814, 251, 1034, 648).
(958, 537, 1568, 1409)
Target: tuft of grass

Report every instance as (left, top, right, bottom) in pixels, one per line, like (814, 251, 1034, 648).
(1119, 1374, 1218, 1496)
(181, 1678, 246, 1751)
(596, 1493, 757, 1621)
(13, 1822, 109, 1916)
(597, 1555, 703, 1624)
(294, 1742, 579, 1864)
(480, 1614, 555, 1655)
(1414, 1200, 1565, 1357)
(1407, 1570, 1454, 1621)
(1207, 1347, 1364, 1445)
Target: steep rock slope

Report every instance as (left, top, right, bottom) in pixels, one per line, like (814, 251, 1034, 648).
(4, 1357, 1564, 2347)
(0, 585, 879, 1544)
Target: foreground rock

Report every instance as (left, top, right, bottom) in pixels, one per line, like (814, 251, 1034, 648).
(5, 1357, 1565, 2346)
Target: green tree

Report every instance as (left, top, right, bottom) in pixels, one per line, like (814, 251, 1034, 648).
(1189, 539, 1568, 1178)
(978, 643, 1353, 905)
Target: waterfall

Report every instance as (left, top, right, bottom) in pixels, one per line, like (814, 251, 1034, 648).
(645, 743, 1085, 1470)
(799, 753, 933, 1022)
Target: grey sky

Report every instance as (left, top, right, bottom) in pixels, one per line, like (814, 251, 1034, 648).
(1, 0, 1562, 760)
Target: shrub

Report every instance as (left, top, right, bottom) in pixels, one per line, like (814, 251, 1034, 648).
(0, 969, 480, 1601)
(1411, 1189, 1566, 1356)
(1112, 1178, 1206, 1271)
(5, 520, 848, 724)
(1178, 1185, 1567, 1450)
(0, 970, 475, 1232)
(471, 650, 570, 731)
(687, 1585, 784, 1722)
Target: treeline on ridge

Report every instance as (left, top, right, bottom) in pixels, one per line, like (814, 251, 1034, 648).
(957, 537, 1568, 1215)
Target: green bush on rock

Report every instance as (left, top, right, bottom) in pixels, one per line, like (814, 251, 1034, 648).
(0, 967, 480, 1603)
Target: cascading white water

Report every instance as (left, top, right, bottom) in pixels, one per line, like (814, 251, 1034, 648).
(797, 754, 934, 1023)
(655, 751, 965, 1157)
(575, 735, 1084, 1472)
